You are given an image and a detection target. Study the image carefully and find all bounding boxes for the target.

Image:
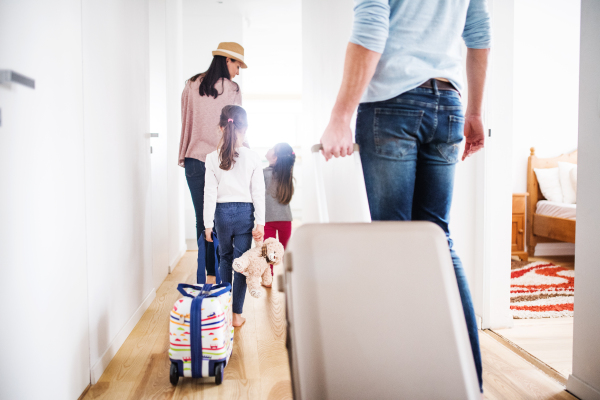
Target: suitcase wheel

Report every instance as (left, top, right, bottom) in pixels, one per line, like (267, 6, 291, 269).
(170, 362, 179, 386)
(215, 362, 224, 385)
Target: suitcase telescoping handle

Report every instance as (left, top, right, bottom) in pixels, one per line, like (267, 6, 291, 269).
(177, 283, 231, 298)
(311, 143, 361, 223)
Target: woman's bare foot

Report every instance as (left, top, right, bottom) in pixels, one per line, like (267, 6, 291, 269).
(206, 275, 216, 284)
(232, 313, 246, 327)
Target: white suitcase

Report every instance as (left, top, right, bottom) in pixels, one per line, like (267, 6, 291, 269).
(280, 145, 480, 399)
(169, 283, 234, 385)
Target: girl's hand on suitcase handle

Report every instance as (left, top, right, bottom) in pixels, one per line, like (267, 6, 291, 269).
(252, 224, 264, 242)
(205, 228, 213, 242)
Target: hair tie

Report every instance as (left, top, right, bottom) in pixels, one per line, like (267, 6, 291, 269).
(228, 118, 233, 123)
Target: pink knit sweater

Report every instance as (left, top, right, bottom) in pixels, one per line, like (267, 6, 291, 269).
(178, 77, 242, 166)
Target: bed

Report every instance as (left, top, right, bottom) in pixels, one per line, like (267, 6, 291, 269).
(526, 147, 577, 257)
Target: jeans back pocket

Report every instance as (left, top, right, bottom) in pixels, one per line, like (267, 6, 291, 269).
(373, 108, 424, 160)
(436, 114, 465, 164)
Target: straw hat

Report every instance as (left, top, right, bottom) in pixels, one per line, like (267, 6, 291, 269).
(212, 42, 248, 69)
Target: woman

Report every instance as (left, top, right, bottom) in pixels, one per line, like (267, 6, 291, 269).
(179, 42, 247, 284)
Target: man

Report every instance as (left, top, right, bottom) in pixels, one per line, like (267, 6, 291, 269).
(320, 0, 491, 392)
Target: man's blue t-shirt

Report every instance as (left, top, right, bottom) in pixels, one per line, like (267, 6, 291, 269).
(350, 0, 492, 103)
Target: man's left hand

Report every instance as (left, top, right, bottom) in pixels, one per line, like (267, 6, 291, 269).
(462, 114, 485, 161)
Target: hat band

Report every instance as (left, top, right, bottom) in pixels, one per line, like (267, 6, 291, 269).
(215, 48, 245, 62)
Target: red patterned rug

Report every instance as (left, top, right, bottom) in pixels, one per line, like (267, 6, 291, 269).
(510, 262, 574, 319)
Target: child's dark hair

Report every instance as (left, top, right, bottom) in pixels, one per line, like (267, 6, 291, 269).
(272, 143, 296, 205)
(218, 105, 248, 171)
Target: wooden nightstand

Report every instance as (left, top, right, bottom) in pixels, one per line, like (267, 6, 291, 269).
(512, 193, 528, 261)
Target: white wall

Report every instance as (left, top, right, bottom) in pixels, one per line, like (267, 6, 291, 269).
(0, 1, 91, 399)
(81, 0, 155, 382)
(512, 0, 580, 193)
(150, 0, 171, 291)
(181, 0, 244, 248)
(166, 0, 188, 268)
(567, 1, 600, 398)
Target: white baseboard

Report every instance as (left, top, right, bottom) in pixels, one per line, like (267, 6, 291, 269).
(169, 245, 187, 271)
(186, 238, 198, 251)
(90, 288, 157, 384)
(534, 243, 575, 256)
(567, 374, 600, 400)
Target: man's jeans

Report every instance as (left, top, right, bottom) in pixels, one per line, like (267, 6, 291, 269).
(214, 202, 254, 315)
(185, 157, 216, 277)
(355, 82, 483, 392)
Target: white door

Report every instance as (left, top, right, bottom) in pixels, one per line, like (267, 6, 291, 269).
(0, 1, 91, 398)
(150, 0, 170, 290)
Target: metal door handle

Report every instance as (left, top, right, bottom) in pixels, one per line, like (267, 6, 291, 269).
(150, 133, 159, 138)
(0, 70, 35, 89)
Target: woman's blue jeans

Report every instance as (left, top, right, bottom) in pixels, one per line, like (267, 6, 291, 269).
(214, 202, 254, 315)
(355, 82, 483, 392)
(185, 158, 216, 277)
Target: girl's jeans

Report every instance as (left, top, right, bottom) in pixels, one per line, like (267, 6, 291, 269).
(185, 157, 216, 277)
(264, 221, 292, 275)
(355, 81, 483, 392)
(214, 202, 254, 315)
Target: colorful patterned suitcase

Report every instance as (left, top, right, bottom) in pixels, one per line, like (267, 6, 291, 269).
(169, 283, 234, 385)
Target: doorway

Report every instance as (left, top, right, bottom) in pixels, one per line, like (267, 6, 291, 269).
(490, 0, 581, 383)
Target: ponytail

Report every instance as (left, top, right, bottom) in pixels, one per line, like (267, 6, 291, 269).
(272, 143, 296, 205)
(218, 105, 248, 171)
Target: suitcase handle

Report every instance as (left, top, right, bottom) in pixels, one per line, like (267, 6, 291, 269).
(177, 283, 231, 298)
(311, 143, 362, 223)
(311, 143, 360, 153)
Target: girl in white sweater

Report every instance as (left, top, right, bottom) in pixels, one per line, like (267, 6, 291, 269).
(204, 105, 265, 327)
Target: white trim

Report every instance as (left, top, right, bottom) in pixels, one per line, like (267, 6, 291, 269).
(479, 0, 515, 331)
(534, 243, 576, 256)
(90, 289, 156, 384)
(213, 49, 245, 62)
(170, 245, 187, 270)
(567, 374, 600, 400)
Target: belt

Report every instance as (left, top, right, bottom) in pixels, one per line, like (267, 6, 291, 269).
(418, 79, 459, 93)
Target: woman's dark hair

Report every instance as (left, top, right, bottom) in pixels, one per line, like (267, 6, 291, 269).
(218, 105, 248, 171)
(271, 143, 296, 205)
(188, 56, 239, 99)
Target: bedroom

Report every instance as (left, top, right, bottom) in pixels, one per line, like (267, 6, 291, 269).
(495, 0, 580, 384)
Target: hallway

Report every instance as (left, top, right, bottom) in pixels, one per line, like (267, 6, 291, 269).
(82, 251, 575, 400)
(82, 251, 292, 400)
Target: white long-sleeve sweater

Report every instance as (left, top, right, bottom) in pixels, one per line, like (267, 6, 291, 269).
(203, 147, 265, 229)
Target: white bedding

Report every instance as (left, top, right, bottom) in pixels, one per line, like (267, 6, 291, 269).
(536, 200, 576, 220)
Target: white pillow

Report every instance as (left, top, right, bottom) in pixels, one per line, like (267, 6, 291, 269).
(558, 162, 577, 204)
(534, 167, 563, 203)
(570, 165, 578, 196)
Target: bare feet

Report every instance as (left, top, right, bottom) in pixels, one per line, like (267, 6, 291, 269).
(232, 313, 246, 327)
(206, 275, 216, 284)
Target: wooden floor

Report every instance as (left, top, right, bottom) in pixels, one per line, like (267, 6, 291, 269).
(82, 251, 292, 400)
(82, 252, 576, 400)
(494, 255, 575, 379)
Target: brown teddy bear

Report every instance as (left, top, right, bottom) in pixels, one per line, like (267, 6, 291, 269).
(232, 238, 285, 298)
